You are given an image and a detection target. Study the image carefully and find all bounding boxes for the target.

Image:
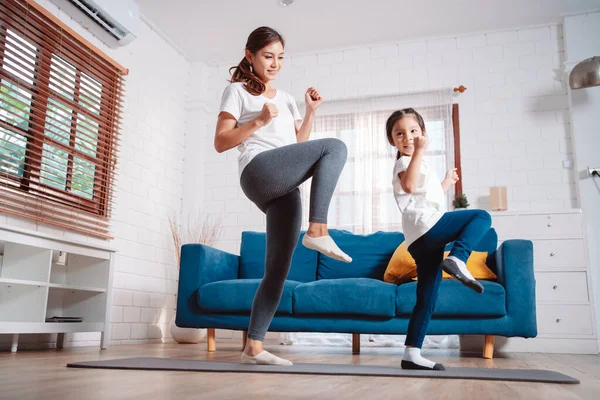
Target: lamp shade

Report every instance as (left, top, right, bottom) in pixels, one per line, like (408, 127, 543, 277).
(569, 56, 600, 90)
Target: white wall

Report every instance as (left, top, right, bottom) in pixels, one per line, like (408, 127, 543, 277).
(563, 11, 600, 350)
(0, 0, 190, 349)
(181, 62, 210, 218)
(188, 23, 576, 256)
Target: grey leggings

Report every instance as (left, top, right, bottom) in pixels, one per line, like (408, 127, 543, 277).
(240, 138, 347, 341)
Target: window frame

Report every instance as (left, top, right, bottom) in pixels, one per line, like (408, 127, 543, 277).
(310, 104, 462, 233)
(0, 17, 115, 217)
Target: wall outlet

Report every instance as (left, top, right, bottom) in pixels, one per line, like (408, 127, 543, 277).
(588, 167, 600, 177)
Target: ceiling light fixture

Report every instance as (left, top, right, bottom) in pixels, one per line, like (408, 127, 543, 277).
(278, 0, 295, 7)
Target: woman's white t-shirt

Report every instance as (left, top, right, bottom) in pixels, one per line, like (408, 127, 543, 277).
(218, 82, 303, 176)
(392, 156, 445, 247)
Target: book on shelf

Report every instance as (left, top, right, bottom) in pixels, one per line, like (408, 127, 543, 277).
(45, 316, 84, 323)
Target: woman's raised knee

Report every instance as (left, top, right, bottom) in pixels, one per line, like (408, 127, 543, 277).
(324, 138, 347, 159)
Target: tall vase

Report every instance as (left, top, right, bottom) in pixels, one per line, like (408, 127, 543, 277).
(170, 317, 207, 344)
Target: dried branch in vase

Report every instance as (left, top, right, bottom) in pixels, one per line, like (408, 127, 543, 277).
(168, 213, 222, 269)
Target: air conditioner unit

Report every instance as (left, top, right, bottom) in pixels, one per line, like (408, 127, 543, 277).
(48, 0, 140, 48)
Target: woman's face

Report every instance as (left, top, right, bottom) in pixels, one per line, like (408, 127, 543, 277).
(246, 41, 284, 83)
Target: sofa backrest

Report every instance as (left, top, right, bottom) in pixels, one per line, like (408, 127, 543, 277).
(317, 230, 404, 280)
(314, 228, 498, 279)
(239, 228, 498, 282)
(239, 231, 318, 282)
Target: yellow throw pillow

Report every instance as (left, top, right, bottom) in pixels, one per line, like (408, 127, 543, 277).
(442, 251, 497, 280)
(383, 242, 418, 284)
(383, 242, 497, 284)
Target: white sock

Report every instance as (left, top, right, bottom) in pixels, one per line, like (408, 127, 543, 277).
(403, 347, 436, 369)
(240, 351, 293, 366)
(447, 256, 475, 281)
(302, 234, 352, 263)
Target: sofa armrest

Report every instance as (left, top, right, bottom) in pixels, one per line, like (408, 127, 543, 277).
(495, 239, 537, 337)
(175, 244, 239, 327)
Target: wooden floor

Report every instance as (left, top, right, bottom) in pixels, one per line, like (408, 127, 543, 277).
(1, 341, 599, 400)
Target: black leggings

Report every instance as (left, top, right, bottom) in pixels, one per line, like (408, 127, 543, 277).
(240, 138, 347, 341)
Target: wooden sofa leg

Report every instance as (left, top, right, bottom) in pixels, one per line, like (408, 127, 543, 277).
(242, 330, 248, 350)
(352, 334, 360, 354)
(207, 328, 216, 352)
(483, 335, 495, 359)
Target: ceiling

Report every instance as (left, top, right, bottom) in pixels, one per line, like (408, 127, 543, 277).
(136, 0, 600, 63)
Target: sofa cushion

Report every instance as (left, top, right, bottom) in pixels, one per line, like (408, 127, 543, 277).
(395, 280, 506, 317)
(317, 230, 404, 280)
(197, 279, 301, 315)
(293, 278, 397, 317)
(240, 231, 318, 282)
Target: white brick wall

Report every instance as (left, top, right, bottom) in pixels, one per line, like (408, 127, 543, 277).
(189, 24, 575, 255)
(0, 0, 189, 349)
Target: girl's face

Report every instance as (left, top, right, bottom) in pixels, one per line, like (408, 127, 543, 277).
(246, 41, 284, 83)
(390, 116, 425, 157)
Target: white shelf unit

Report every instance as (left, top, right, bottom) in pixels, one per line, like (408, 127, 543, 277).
(489, 209, 598, 354)
(0, 224, 116, 352)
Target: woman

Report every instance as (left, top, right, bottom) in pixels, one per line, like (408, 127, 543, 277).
(215, 26, 351, 366)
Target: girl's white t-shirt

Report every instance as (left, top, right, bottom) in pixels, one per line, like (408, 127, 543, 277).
(392, 156, 445, 247)
(218, 82, 303, 176)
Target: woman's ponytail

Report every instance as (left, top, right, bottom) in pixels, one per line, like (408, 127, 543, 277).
(229, 57, 265, 96)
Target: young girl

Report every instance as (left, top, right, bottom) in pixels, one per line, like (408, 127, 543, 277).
(387, 108, 492, 371)
(215, 27, 352, 366)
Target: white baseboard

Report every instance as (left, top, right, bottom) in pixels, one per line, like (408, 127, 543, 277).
(4, 331, 596, 355)
(460, 335, 599, 354)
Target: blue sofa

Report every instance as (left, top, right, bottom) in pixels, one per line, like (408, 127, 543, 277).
(176, 229, 537, 358)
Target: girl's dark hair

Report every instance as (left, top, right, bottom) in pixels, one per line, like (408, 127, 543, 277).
(385, 108, 426, 159)
(229, 26, 285, 96)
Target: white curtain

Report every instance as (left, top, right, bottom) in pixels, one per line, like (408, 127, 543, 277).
(281, 88, 458, 349)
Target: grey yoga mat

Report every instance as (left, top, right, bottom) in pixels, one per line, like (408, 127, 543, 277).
(67, 357, 580, 384)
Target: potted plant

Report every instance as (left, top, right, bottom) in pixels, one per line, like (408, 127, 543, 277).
(168, 212, 222, 344)
(452, 193, 470, 210)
